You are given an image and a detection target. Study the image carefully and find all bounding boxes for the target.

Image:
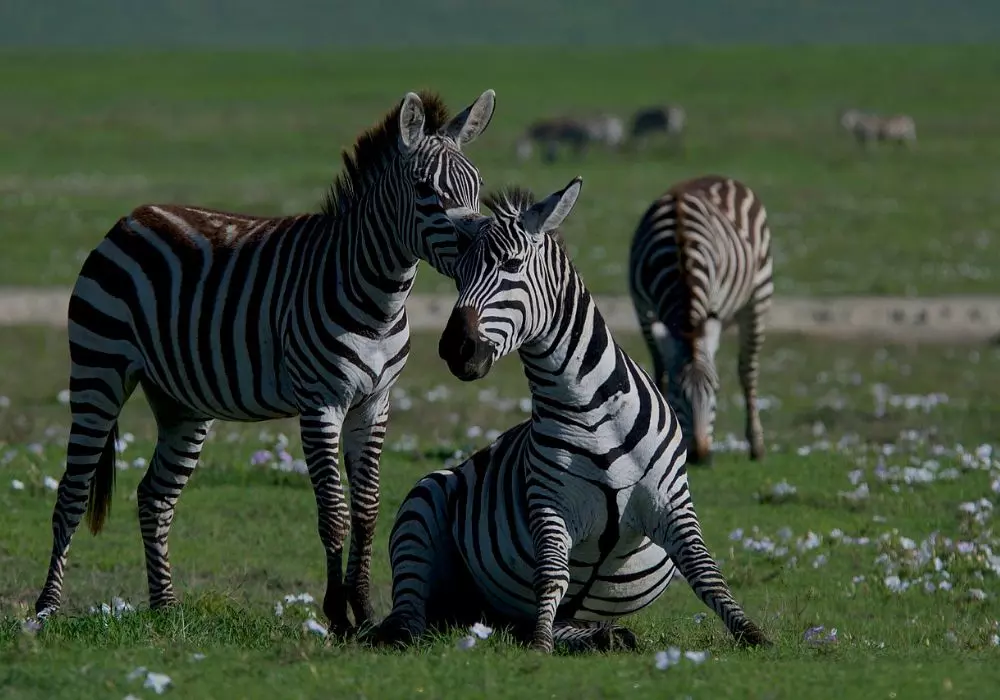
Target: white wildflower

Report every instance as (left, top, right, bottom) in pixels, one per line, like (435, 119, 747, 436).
(143, 672, 172, 695)
(456, 635, 476, 650)
(654, 647, 682, 670)
(43, 476, 59, 491)
(302, 618, 328, 636)
(11, 479, 25, 491)
(470, 622, 493, 639)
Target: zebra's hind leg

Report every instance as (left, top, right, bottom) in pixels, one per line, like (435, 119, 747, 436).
(647, 507, 769, 648)
(736, 291, 771, 461)
(35, 351, 139, 619)
(137, 402, 213, 609)
(552, 620, 639, 653)
(341, 395, 391, 632)
(299, 408, 352, 636)
(371, 472, 461, 649)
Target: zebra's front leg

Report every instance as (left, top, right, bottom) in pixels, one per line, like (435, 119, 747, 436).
(300, 408, 352, 636)
(137, 419, 213, 609)
(528, 502, 572, 653)
(342, 395, 391, 631)
(736, 301, 768, 461)
(648, 505, 769, 647)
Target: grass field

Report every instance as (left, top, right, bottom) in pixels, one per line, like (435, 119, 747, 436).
(2, 325, 1000, 698)
(2, 47, 1000, 298)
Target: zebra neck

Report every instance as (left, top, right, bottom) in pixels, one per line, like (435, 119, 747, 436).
(319, 187, 419, 327)
(519, 286, 626, 413)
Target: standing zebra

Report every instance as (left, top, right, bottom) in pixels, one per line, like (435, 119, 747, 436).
(374, 178, 769, 653)
(839, 109, 916, 148)
(628, 175, 773, 466)
(34, 89, 497, 636)
(628, 104, 686, 153)
(515, 114, 623, 163)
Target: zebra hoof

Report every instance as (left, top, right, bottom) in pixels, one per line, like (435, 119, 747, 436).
(736, 623, 771, 648)
(369, 618, 418, 649)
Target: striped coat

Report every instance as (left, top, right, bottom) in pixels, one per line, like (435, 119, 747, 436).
(374, 179, 769, 653)
(628, 175, 773, 465)
(34, 90, 496, 636)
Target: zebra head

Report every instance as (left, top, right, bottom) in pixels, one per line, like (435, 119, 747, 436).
(662, 319, 722, 465)
(439, 177, 584, 381)
(396, 89, 496, 275)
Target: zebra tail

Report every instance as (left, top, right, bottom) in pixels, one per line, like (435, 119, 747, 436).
(85, 422, 119, 535)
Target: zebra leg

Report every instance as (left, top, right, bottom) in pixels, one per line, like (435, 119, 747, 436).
(137, 416, 213, 609)
(527, 501, 572, 653)
(646, 506, 769, 647)
(35, 354, 139, 618)
(373, 472, 459, 648)
(299, 408, 352, 635)
(634, 304, 668, 392)
(341, 395, 391, 631)
(551, 620, 640, 652)
(735, 302, 767, 461)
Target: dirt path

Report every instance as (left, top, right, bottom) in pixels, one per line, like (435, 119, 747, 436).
(2, 287, 1000, 342)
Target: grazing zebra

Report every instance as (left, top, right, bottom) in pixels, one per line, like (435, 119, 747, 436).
(839, 109, 916, 148)
(628, 175, 773, 466)
(628, 104, 686, 152)
(515, 114, 623, 163)
(374, 178, 770, 653)
(33, 89, 497, 636)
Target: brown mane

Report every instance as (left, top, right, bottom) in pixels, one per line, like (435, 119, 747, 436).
(483, 185, 568, 251)
(321, 91, 451, 218)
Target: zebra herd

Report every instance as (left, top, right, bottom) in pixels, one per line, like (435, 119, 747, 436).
(515, 104, 686, 163)
(34, 89, 774, 653)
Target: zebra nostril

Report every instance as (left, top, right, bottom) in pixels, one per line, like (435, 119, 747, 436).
(458, 338, 476, 363)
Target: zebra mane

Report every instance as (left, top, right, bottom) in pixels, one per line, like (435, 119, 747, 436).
(483, 186, 567, 251)
(321, 91, 451, 219)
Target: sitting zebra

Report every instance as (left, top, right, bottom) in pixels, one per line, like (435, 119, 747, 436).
(33, 89, 496, 636)
(628, 175, 773, 465)
(373, 177, 769, 653)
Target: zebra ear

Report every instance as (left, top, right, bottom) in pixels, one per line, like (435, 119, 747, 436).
(399, 92, 427, 155)
(443, 89, 496, 149)
(519, 176, 583, 244)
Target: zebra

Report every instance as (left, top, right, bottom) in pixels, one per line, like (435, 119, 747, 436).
(515, 114, 623, 163)
(628, 104, 686, 153)
(33, 89, 497, 636)
(839, 109, 916, 148)
(373, 177, 770, 653)
(628, 175, 773, 466)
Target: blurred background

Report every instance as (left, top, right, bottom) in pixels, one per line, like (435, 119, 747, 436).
(2, 5, 1000, 695)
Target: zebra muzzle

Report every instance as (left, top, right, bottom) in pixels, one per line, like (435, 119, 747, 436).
(439, 307, 495, 381)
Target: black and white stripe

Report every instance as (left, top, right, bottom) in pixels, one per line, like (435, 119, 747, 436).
(375, 178, 769, 653)
(628, 175, 773, 465)
(34, 89, 497, 635)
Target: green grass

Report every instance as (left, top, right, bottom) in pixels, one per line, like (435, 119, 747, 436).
(2, 46, 1000, 297)
(2, 326, 1000, 698)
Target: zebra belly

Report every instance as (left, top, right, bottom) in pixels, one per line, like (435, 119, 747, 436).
(566, 536, 676, 620)
(459, 521, 675, 622)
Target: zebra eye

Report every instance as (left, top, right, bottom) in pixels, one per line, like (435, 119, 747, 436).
(501, 258, 523, 273)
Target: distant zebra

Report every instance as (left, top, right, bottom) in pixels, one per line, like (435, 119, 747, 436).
(629, 104, 686, 152)
(840, 109, 916, 148)
(374, 178, 769, 653)
(33, 89, 497, 635)
(515, 114, 624, 163)
(628, 175, 773, 465)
